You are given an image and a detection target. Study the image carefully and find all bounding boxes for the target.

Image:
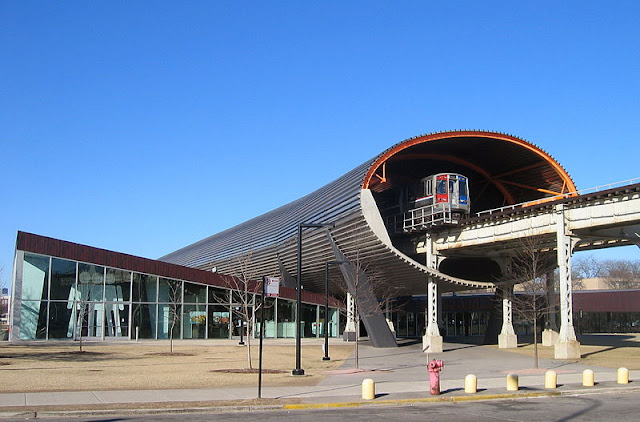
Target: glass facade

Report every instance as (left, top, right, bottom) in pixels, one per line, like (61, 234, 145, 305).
(443, 311, 489, 337)
(576, 311, 640, 334)
(12, 251, 340, 341)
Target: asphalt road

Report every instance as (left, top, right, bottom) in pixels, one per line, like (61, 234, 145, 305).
(8, 389, 638, 422)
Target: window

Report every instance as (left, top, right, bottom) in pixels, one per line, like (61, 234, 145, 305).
(158, 278, 182, 303)
(22, 254, 50, 301)
(132, 273, 157, 302)
(78, 263, 104, 302)
(184, 282, 206, 304)
(50, 258, 76, 301)
(105, 268, 131, 302)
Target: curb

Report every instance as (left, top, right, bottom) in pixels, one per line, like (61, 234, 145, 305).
(0, 385, 638, 419)
(284, 384, 640, 410)
(0, 405, 286, 419)
(283, 391, 562, 410)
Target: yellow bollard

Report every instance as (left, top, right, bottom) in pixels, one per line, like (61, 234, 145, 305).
(506, 373, 519, 391)
(582, 369, 594, 387)
(617, 367, 629, 384)
(545, 370, 557, 389)
(361, 378, 375, 400)
(464, 374, 477, 394)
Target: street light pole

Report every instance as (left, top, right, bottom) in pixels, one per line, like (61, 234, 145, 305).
(292, 222, 334, 376)
(323, 260, 346, 361)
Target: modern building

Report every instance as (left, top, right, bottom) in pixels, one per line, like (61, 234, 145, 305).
(10, 232, 341, 341)
(159, 130, 582, 348)
(8, 130, 639, 352)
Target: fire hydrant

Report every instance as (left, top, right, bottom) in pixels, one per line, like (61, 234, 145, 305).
(427, 359, 445, 395)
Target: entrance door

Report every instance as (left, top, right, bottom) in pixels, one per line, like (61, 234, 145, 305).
(77, 302, 104, 339)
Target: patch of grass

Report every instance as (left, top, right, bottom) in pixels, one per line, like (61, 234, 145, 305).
(0, 343, 353, 393)
(500, 334, 640, 370)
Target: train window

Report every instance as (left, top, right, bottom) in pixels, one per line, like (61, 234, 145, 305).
(425, 179, 433, 196)
(436, 179, 447, 194)
(459, 178, 468, 197)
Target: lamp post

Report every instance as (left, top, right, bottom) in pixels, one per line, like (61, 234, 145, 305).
(323, 260, 346, 361)
(292, 222, 334, 376)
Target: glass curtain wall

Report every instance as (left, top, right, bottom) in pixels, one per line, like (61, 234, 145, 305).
(132, 273, 157, 339)
(183, 282, 206, 339)
(208, 287, 230, 339)
(13, 252, 340, 341)
(158, 278, 181, 340)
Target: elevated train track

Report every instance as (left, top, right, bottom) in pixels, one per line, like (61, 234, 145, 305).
(433, 180, 640, 257)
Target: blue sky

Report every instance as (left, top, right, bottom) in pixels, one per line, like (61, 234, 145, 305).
(2, 1, 639, 285)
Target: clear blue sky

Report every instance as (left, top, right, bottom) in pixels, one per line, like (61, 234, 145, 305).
(2, 1, 639, 285)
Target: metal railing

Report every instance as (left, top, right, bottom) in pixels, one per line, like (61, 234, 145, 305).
(386, 203, 458, 233)
(475, 178, 640, 218)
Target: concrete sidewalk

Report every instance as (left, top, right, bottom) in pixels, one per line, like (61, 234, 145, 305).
(0, 340, 635, 415)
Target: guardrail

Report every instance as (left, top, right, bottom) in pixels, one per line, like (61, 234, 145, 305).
(475, 178, 640, 218)
(386, 203, 458, 233)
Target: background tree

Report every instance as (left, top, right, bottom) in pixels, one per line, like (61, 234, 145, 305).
(571, 255, 640, 289)
(0, 265, 7, 334)
(602, 259, 640, 289)
(508, 236, 556, 369)
(212, 250, 268, 370)
(571, 254, 602, 281)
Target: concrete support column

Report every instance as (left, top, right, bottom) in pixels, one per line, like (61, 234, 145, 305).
(422, 234, 442, 353)
(554, 204, 581, 359)
(498, 284, 517, 349)
(423, 277, 443, 353)
(542, 271, 559, 346)
(343, 292, 356, 342)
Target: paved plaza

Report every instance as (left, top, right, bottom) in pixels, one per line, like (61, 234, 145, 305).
(0, 337, 636, 418)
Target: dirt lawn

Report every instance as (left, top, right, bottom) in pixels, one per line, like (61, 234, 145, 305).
(499, 334, 640, 370)
(0, 342, 354, 393)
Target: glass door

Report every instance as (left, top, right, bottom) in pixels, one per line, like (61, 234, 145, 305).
(77, 302, 104, 339)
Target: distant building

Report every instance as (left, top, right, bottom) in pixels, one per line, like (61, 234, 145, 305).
(0, 288, 9, 325)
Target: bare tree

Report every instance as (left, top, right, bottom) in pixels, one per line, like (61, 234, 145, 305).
(570, 255, 640, 289)
(602, 259, 640, 289)
(166, 280, 182, 354)
(508, 236, 556, 369)
(76, 303, 90, 352)
(571, 254, 602, 281)
(73, 276, 96, 352)
(211, 250, 266, 369)
(0, 265, 7, 332)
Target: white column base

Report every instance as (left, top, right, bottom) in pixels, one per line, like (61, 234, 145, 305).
(422, 334, 443, 353)
(542, 329, 559, 347)
(498, 332, 518, 349)
(554, 340, 581, 359)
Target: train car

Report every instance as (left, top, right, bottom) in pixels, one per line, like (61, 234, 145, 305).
(405, 173, 470, 230)
(412, 173, 470, 213)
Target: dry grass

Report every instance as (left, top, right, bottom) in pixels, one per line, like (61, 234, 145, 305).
(0, 342, 354, 393)
(500, 334, 640, 370)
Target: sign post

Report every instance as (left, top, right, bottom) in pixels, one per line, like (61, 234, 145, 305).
(258, 276, 280, 399)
